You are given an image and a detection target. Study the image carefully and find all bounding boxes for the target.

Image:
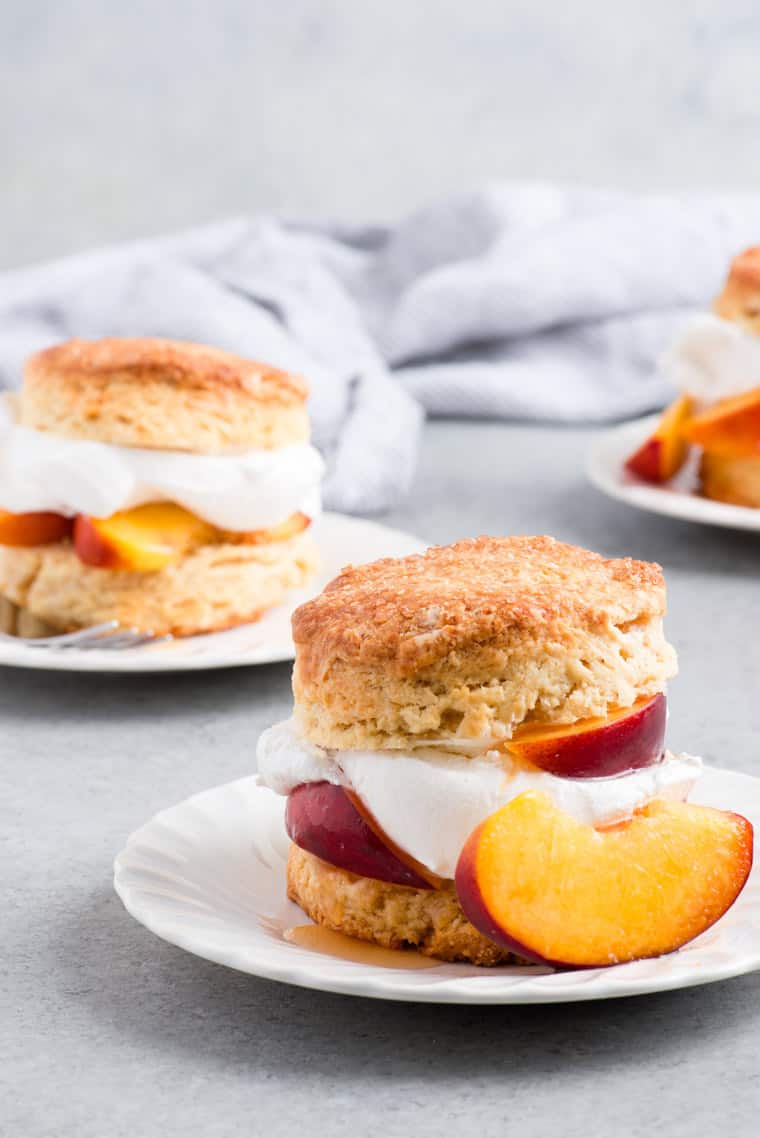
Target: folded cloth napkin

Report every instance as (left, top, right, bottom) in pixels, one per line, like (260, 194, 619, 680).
(3, 183, 760, 513)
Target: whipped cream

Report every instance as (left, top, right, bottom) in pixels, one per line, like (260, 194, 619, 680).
(256, 719, 703, 878)
(661, 313, 760, 405)
(0, 397, 324, 531)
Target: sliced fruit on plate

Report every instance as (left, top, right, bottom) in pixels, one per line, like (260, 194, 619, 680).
(682, 386, 760, 457)
(455, 790, 753, 967)
(0, 509, 73, 547)
(74, 505, 312, 571)
(73, 503, 217, 571)
(285, 781, 438, 890)
(226, 511, 311, 545)
(625, 395, 694, 483)
(504, 693, 666, 778)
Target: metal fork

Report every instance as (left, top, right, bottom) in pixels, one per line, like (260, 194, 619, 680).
(2, 620, 172, 651)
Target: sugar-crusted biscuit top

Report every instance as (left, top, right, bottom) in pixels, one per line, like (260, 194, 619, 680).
(714, 247, 760, 334)
(292, 536, 676, 749)
(25, 337, 307, 402)
(726, 246, 760, 287)
(20, 337, 309, 451)
(293, 536, 666, 679)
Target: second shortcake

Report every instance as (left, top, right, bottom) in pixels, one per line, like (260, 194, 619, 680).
(258, 536, 753, 968)
(0, 337, 323, 636)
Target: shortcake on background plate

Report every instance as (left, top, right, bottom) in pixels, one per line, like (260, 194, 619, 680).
(626, 246, 760, 508)
(0, 337, 323, 637)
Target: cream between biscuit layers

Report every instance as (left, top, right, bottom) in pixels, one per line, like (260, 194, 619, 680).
(257, 718, 702, 879)
(0, 397, 324, 531)
(662, 313, 760, 405)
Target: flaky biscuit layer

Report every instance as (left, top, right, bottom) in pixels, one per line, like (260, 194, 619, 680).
(700, 451, 760, 508)
(286, 845, 521, 966)
(22, 337, 309, 452)
(0, 531, 318, 637)
(292, 536, 676, 748)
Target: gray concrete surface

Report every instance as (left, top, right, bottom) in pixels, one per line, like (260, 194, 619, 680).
(3, 1, 760, 268)
(4, 419, 760, 1137)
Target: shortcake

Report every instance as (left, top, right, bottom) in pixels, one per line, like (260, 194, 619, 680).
(628, 246, 760, 506)
(0, 338, 323, 636)
(258, 537, 752, 968)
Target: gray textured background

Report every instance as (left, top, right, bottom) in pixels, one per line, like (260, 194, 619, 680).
(3, 0, 760, 268)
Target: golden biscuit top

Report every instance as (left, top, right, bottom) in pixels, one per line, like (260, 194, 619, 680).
(25, 337, 308, 406)
(726, 247, 760, 288)
(714, 247, 760, 331)
(292, 536, 666, 680)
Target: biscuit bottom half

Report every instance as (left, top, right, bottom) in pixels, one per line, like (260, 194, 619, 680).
(286, 843, 525, 966)
(700, 451, 760, 508)
(0, 530, 319, 637)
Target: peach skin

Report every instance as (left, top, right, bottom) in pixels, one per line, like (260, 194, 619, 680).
(683, 387, 760, 457)
(344, 789, 445, 889)
(0, 509, 73, 547)
(625, 394, 693, 483)
(455, 791, 753, 967)
(503, 693, 666, 778)
(285, 781, 435, 890)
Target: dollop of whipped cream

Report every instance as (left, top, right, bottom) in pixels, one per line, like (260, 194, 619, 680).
(0, 397, 324, 531)
(256, 718, 703, 878)
(661, 313, 760, 405)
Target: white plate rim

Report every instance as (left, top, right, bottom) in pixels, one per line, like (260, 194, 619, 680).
(586, 415, 760, 531)
(0, 513, 425, 674)
(114, 765, 760, 1004)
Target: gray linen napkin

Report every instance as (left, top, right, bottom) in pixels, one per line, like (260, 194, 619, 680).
(3, 184, 760, 512)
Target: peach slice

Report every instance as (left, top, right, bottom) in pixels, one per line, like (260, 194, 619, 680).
(455, 791, 753, 967)
(504, 693, 666, 778)
(228, 511, 311, 546)
(285, 781, 435, 890)
(344, 789, 445, 889)
(74, 505, 311, 570)
(625, 395, 694, 483)
(73, 503, 216, 571)
(0, 509, 73, 547)
(682, 387, 760, 458)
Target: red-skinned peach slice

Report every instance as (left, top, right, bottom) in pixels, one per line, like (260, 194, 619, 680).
(285, 781, 435, 890)
(73, 503, 216, 571)
(344, 790, 445, 889)
(455, 791, 753, 967)
(0, 509, 73, 547)
(682, 386, 760, 457)
(504, 693, 666, 778)
(625, 394, 693, 483)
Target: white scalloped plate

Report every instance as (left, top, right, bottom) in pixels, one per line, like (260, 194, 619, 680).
(0, 513, 424, 673)
(586, 415, 760, 531)
(114, 766, 760, 1003)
